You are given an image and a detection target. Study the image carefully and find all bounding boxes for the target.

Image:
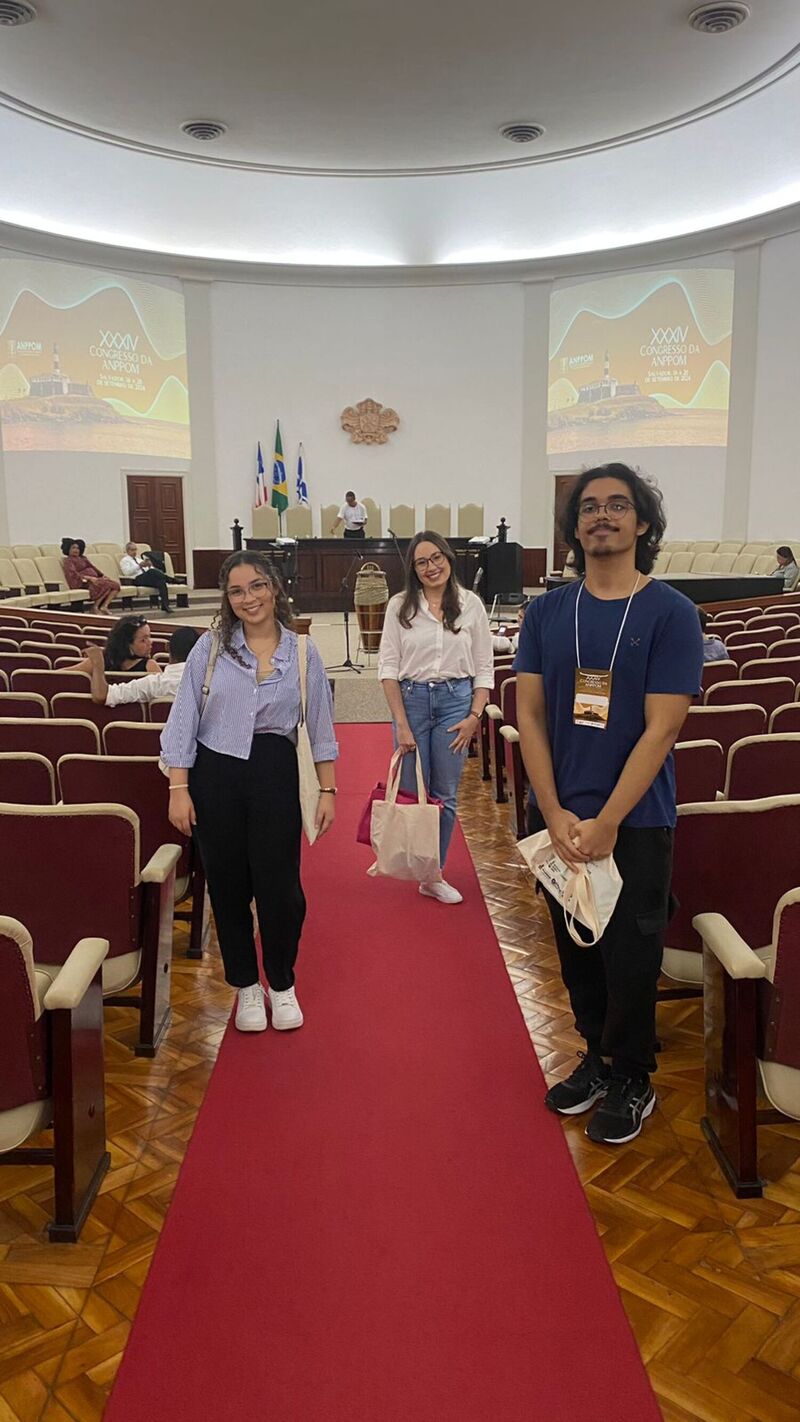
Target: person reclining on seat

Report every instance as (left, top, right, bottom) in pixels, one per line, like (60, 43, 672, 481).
(85, 625, 200, 705)
(119, 542, 178, 614)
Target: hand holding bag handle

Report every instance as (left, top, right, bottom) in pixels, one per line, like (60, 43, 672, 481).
(383, 746, 428, 807)
(562, 866, 603, 946)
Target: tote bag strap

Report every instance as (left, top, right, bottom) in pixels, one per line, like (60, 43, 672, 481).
(385, 746, 427, 805)
(563, 866, 603, 946)
(297, 632, 309, 726)
(199, 631, 220, 721)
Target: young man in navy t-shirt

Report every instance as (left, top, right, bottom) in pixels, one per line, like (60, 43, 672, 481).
(515, 463, 703, 1144)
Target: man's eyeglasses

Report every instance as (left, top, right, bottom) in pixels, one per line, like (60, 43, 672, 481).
(577, 498, 635, 521)
(227, 579, 272, 602)
(413, 551, 447, 572)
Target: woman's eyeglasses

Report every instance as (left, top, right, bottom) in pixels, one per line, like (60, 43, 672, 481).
(413, 551, 447, 572)
(227, 579, 272, 603)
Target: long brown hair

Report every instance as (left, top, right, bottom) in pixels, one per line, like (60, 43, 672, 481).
(398, 531, 463, 634)
(215, 552, 295, 666)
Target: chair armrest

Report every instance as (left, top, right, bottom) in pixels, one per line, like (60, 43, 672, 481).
(44, 938, 110, 1010)
(499, 725, 520, 743)
(485, 705, 502, 721)
(141, 843, 182, 883)
(692, 913, 767, 979)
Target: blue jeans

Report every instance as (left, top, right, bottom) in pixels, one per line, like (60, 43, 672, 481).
(395, 678, 473, 868)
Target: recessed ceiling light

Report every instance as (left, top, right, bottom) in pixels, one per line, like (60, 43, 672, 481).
(180, 120, 228, 142)
(688, 3, 750, 33)
(499, 123, 545, 145)
(0, 1, 37, 25)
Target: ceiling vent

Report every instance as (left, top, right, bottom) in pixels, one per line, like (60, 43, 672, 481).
(0, 1, 37, 25)
(180, 120, 228, 142)
(688, 3, 750, 32)
(500, 123, 545, 144)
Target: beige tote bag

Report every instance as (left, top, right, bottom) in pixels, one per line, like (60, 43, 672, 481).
(296, 635, 321, 846)
(367, 748, 441, 883)
(517, 827, 622, 945)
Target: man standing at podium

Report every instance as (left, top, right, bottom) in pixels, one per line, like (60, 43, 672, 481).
(331, 491, 367, 539)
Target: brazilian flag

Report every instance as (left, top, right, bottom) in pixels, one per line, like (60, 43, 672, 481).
(271, 420, 289, 514)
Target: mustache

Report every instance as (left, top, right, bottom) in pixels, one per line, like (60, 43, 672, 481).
(589, 523, 616, 532)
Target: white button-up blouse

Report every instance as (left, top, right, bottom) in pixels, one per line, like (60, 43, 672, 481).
(377, 588, 494, 689)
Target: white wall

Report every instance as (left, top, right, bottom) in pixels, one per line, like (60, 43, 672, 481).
(208, 282, 524, 544)
(2, 451, 190, 548)
(748, 230, 800, 540)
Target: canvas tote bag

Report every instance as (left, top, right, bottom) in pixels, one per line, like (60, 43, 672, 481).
(367, 748, 441, 883)
(517, 827, 622, 945)
(296, 634, 321, 846)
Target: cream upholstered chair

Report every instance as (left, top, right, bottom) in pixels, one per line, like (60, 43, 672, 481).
(0, 916, 110, 1240)
(753, 554, 779, 575)
(716, 542, 743, 556)
(690, 541, 719, 554)
(12, 558, 45, 592)
(690, 552, 718, 574)
(709, 553, 736, 573)
(35, 556, 70, 592)
(285, 504, 313, 538)
(0, 545, 13, 562)
(662, 541, 691, 552)
(388, 504, 415, 538)
(695, 887, 800, 1197)
(322, 503, 341, 537)
(732, 553, 757, 574)
(38, 544, 61, 558)
(668, 552, 695, 574)
(362, 498, 382, 537)
(92, 543, 124, 560)
(424, 504, 451, 537)
(652, 550, 672, 574)
(12, 545, 41, 560)
(251, 505, 280, 539)
(458, 503, 484, 537)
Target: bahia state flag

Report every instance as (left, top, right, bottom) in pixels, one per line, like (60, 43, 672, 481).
(271, 420, 289, 514)
(296, 443, 309, 505)
(255, 441, 265, 507)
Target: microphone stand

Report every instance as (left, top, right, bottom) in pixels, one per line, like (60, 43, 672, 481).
(387, 528, 406, 581)
(326, 553, 365, 674)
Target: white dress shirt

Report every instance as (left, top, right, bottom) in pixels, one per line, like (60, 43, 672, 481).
(378, 588, 494, 689)
(106, 660, 185, 707)
(339, 502, 366, 530)
(119, 554, 145, 578)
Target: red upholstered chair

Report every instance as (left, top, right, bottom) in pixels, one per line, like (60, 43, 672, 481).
(769, 639, 800, 659)
(59, 755, 208, 959)
(723, 734, 800, 800)
(0, 916, 110, 1240)
(705, 678, 794, 718)
(0, 692, 48, 719)
(726, 642, 767, 671)
(662, 795, 800, 990)
(148, 698, 173, 724)
(0, 638, 20, 654)
(10, 670, 92, 704)
(673, 740, 724, 804)
(51, 693, 144, 730)
(694, 888, 800, 1196)
(0, 752, 55, 804)
(770, 704, 800, 733)
(0, 652, 50, 680)
(0, 718, 100, 763)
(741, 656, 800, 686)
(12, 627, 54, 645)
(747, 611, 800, 631)
(710, 619, 745, 634)
(783, 627, 800, 642)
(701, 660, 737, 692)
(484, 665, 517, 798)
(37, 622, 83, 638)
(19, 643, 55, 665)
(741, 626, 793, 649)
(681, 705, 767, 758)
(0, 615, 26, 630)
(0, 803, 180, 1056)
(494, 679, 528, 839)
(102, 722, 163, 756)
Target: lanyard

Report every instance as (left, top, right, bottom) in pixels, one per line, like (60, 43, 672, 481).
(574, 574, 641, 672)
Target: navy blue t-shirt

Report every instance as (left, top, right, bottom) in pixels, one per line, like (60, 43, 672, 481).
(514, 579, 703, 828)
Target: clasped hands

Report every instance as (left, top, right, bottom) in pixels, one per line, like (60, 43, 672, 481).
(545, 808, 618, 868)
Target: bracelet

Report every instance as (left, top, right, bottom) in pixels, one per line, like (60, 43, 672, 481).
(169, 784, 190, 792)
(319, 787, 337, 795)
(468, 709, 481, 720)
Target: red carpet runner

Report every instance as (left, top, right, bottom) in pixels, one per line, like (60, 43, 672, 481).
(106, 724, 659, 1422)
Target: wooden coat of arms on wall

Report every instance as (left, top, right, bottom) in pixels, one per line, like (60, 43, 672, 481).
(340, 397, 400, 445)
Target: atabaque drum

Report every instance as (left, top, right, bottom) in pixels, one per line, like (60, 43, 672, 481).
(354, 562, 389, 654)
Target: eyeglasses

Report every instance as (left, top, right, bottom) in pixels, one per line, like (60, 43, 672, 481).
(577, 498, 635, 521)
(227, 579, 273, 602)
(413, 551, 447, 572)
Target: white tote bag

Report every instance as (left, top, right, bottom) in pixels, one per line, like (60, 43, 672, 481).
(367, 749, 441, 883)
(296, 635, 321, 846)
(517, 828, 622, 945)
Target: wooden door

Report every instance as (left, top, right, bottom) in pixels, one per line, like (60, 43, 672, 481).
(553, 474, 580, 574)
(126, 475, 186, 574)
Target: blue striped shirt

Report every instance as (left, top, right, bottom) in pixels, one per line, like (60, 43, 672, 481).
(160, 624, 338, 768)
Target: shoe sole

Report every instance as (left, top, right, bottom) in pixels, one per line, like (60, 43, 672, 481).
(235, 1018, 268, 1033)
(586, 1092, 656, 1144)
(270, 1016, 304, 1031)
(546, 1085, 608, 1116)
(419, 887, 463, 904)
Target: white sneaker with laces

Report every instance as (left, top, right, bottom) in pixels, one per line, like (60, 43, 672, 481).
(419, 880, 463, 905)
(235, 982, 267, 1032)
(268, 985, 304, 1030)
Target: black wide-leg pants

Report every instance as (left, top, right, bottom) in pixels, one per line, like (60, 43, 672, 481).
(528, 806, 673, 1078)
(189, 736, 306, 990)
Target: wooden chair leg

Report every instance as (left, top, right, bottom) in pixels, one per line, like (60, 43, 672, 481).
(492, 720, 507, 804)
(136, 874, 175, 1058)
(49, 974, 110, 1242)
(701, 949, 764, 1198)
(509, 741, 527, 839)
(480, 716, 491, 781)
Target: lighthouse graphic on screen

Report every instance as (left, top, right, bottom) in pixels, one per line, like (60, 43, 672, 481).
(28, 344, 92, 399)
(577, 350, 640, 405)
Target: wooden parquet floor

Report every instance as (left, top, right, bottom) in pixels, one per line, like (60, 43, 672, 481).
(2, 760, 800, 1421)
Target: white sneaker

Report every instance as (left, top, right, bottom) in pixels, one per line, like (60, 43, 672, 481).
(235, 982, 267, 1032)
(419, 880, 463, 905)
(268, 985, 304, 1031)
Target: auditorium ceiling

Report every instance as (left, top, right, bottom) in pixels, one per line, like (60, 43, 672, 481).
(0, 0, 799, 267)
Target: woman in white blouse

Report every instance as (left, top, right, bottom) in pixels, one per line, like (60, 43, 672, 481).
(378, 532, 494, 904)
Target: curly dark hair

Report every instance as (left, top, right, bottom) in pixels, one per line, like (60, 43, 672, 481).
(398, 531, 463, 634)
(103, 615, 149, 670)
(561, 463, 667, 575)
(216, 552, 295, 666)
(61, 537, 85, 557)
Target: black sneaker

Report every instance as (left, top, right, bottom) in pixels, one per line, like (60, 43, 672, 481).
(544, 1051, 611, 1116)
(585, 1076, 656, 1144)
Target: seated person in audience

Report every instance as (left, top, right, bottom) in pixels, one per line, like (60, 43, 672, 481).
(85, 625, 200, 705)
(492, 600, 530, 655)
(119, 541, 176, 614)
(698, 609, 729, 662)
(771, 545, 799, 590)
(60, 537, 120, 614)
(69, 615, 161, 675)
